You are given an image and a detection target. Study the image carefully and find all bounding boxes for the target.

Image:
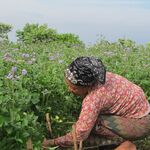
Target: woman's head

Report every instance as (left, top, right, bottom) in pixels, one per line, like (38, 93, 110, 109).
(65, 56, 106, 95)
(65, 78, 91, 96)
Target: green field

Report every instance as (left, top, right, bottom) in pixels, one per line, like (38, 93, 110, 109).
(0, 24, 150, 149)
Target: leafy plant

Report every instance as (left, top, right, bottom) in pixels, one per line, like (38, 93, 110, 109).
(0, 23, 12, 41)
(16, 24, 84, 47)
(0, 38, 149, 149)
(16, 24, 57, 44)
(57, 33, 84, 47)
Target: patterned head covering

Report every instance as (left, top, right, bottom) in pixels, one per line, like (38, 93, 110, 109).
(65, 56, 106, 86)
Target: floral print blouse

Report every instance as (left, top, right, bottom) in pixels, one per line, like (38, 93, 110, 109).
(54, 72, 150, 147)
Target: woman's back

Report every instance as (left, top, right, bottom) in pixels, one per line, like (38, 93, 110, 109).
(95, 72, 150, 118)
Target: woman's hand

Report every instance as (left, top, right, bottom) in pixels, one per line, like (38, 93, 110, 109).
(42, 138, 55, 149)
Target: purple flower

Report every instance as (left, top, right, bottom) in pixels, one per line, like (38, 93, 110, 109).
(27, 60, 33, 64)
(26, 57, 36, 64)
(3, 53, 16, 62)
(22, 69, 27, 75)
(21, 53, 30, 58)
(3, 53, 11, 61)
(11, 66, 17, 73)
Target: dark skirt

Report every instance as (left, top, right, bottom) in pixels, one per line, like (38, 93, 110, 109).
(83, 114, 150, 147)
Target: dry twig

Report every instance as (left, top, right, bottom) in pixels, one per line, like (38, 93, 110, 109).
(26, 138, 33, 150)
(46, 113, 52, 138)
(79, 140, 83, 150)
(72, 124, 78, 150)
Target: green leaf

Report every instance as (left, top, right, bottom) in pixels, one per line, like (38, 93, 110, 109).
(15, 138, 23, 144)
(30, 93, 40, 104)
(0, 115, 4, 127)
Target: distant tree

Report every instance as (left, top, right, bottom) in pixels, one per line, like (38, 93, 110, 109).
(16, 23, 57, 44)
(0, 23, 12, 41)
(118, 38, 136, 48)
(16, 23, 84, 47)
(57, 33, 84, 46)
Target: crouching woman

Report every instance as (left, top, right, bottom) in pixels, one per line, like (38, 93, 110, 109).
(43, 56, 150, 150)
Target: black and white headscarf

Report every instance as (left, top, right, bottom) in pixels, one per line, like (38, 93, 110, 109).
(65, 56, 106, 86)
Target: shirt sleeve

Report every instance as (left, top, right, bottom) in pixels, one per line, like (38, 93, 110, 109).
(54, 87, 110, 147)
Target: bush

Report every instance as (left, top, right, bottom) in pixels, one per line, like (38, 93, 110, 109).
(57, 33, 84, 47)
(0, 23, 12, 41)
(16, 24, 84, 47)
(16, 24, 57, 44)
(0, 39, 149, 149)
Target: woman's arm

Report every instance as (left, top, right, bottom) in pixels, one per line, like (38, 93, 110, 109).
(53, 89, 109, 147)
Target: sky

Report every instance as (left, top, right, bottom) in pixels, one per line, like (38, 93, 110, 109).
(0, 0, 150, 45)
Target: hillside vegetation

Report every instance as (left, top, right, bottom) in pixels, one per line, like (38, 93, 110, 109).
(0, 23, 150, 149)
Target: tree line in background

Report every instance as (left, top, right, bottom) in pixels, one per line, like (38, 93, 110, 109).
(0, 22, 84, 46)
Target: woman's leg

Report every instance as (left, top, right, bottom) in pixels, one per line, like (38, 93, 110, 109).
(96, 114, 150, 150)
(82, 114, 150, 149)
(83, 133, 136, 150)
(81, 117, 124, 149)
(99, 115, 150, 140)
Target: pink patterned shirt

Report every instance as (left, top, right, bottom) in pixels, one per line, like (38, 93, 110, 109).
(54, 72, 150, 147)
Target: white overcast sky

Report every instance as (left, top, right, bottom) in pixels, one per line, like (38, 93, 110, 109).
(0, 0, 150, 44)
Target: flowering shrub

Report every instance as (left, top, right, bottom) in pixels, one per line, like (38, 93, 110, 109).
(0, 39, 149, 149)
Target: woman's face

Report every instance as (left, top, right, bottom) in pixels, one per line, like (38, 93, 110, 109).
(65, 78, 90, 96)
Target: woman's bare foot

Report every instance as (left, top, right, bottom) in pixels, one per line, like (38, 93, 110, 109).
(114, 141, 136, 150)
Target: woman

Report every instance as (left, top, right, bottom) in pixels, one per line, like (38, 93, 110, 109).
(43, 56, 150, 150)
